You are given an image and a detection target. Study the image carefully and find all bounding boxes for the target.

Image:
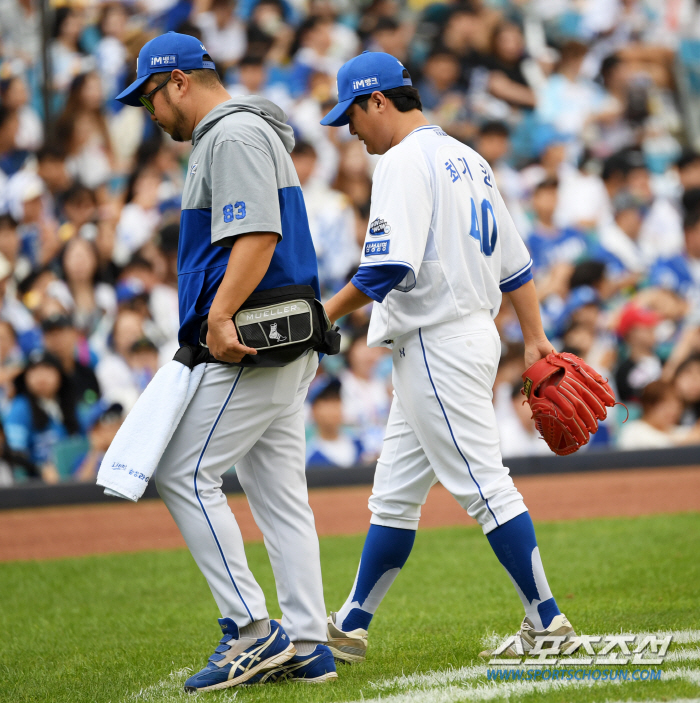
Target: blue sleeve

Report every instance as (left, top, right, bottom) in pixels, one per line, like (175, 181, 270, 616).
(500, 261, 533, 292)
(352, 264, 412, 303)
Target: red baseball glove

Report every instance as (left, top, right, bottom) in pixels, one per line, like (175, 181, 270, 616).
(522, 352, 617, 456)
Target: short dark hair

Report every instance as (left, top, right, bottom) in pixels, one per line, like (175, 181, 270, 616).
(292, 140, 316, 157)
(479, 121, 510, 138)
(683, 208, 700, 232)
(239, 54, 264, 68)
(570, 260, 606, 289)
(0, 214, 18, 230)
(0, 104, 15, 130)
(353, 70, 422, 113)
(533, 177, 558, 194)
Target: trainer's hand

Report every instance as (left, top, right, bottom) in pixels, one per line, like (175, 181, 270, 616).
(524, 336, 556, 369)
(206, 314, 257, 363)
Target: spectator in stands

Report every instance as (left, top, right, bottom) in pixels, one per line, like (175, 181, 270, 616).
(3, 350, 81, 483)
(55, 71, 114, 191)
(128, 338, 160, 394)
(527, 178, 588, 274)
(0, 73, 43, 152)
(60, 236, 116, 350)
(95, 309, 145, 411)
(95, 2, 130, 105)
(0, 419, 39, 485)
(226, 55, 292, 111)
(50, 7, 92, 96)
(114, 168, 162, 265)
(483, 20, 536, 110)
(417, 48, 463, 113)
(58, 184, 98, 242)
(40, 313, 100, 422)
(340, 334, 390, 458)
(72, 401, 124, 482)
(0, 103, 24, 182)
(291, 140, 358, 295)
(495, 384, 549, 459)
(618, 380, 700, 449)
(36, 145, 73, 223)
(536, 40, 608, 141)
(597, 191, 648, 277)
(0, 214, 22, 283)
(615, 304, 662, 402)
(0, 251, 41, 355)
(194, 0, 247, 71)
(673, 354, 700, 426)
(306, 377, 364, 469)
(0, 320, 23, 411)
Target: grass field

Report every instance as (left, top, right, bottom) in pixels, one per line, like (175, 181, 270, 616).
(1, 513, 699, 703)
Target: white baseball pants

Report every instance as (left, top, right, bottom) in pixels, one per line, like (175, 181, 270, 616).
(154, 351, 327, 643)
(369, 310, 528, 535)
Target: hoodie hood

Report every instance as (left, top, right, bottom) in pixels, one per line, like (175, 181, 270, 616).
(192, 96, 295, 152)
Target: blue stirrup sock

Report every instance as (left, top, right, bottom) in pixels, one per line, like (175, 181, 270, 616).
(336, 525, 416, 632)
(486, 512, 561, 629)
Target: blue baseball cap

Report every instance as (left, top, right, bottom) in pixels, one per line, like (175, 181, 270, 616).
(115, 32, 216, 107)
(320, 51, 412, 127)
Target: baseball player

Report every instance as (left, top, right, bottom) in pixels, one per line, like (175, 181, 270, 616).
(115, 32, 336, 691)
(319, 52, 576, 662)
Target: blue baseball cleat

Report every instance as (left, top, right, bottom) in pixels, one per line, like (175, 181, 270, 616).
(249, 643, 338, 684)
(184, 618, 295, 692)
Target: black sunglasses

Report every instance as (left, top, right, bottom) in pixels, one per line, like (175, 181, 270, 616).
(139, 71, 192, 114)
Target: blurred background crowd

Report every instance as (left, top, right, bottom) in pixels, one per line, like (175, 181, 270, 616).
(3, 0, 700, 484)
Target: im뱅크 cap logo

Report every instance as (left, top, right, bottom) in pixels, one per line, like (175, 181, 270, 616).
(352, 75, 380, 92)
(150, 54, 177, 67)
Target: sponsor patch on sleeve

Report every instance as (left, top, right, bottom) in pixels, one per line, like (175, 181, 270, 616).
(365, 240, 390, 256)
(369, 217, 391, 236)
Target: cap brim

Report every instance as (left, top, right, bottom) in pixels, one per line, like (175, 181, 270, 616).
(320, 97, 354, 127)
(115, 74, 151, 107)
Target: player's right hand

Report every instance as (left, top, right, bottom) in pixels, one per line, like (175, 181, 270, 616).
(206, 315, 258, 363)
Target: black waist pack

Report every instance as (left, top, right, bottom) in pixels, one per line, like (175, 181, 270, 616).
(194, 285, 340, 368)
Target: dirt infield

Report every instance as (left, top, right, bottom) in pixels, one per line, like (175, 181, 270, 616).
(1, 466, 699, 562)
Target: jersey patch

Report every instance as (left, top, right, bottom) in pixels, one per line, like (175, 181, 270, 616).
(365, 240, 390, 256)
(369, 217, 391, 236)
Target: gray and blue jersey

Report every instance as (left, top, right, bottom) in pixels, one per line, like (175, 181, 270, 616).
(178, 96, 320, 346)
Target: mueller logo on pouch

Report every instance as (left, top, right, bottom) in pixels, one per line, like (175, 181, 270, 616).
(150, 54, 177, 67)
(352, 75, 380, 92)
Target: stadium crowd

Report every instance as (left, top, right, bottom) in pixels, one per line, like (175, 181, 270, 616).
(2, 0, 700, 483)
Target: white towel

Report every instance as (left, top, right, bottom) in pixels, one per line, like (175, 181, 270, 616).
(96, 360, 206, 501)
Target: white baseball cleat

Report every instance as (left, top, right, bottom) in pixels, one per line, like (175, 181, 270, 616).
(479, 613, 577, 658)
(326, 612, 369, 664)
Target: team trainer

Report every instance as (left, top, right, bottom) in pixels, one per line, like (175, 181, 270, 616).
(115, 32, 336, 691)
(319, 52, 577, 663)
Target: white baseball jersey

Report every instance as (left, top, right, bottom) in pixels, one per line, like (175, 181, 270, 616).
(355, 125, 532, 347)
